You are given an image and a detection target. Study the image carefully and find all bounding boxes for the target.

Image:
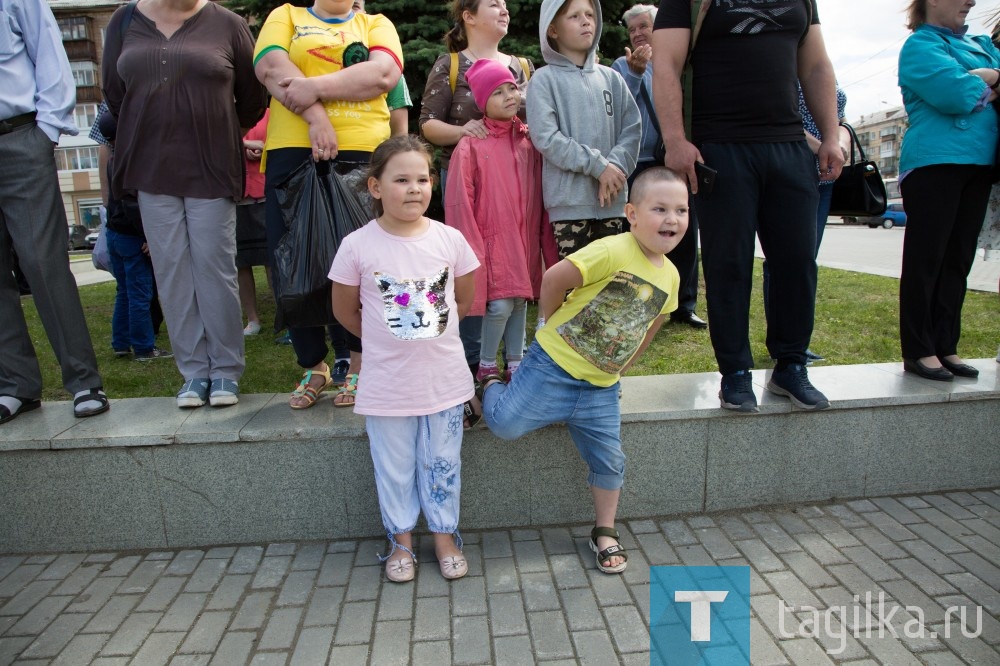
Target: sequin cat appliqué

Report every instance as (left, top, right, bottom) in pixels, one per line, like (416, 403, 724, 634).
(374, 268, 450, 340)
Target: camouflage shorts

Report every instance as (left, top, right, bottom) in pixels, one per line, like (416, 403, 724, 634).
(552, 217, 624, 258)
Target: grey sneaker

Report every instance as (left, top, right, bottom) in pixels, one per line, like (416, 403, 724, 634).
(209, 378, 239, 407)
(135, 347, 174, 362)
(719, 370, 758, 412)
(767, 364, 830, 410)
(177, 378, 210, 408)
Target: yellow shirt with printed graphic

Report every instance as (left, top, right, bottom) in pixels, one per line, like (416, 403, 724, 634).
(536, 233, 679, 387)
(253, 5, 403, 156)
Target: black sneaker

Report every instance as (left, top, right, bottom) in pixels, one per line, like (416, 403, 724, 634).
(719, 370, 758, 412)
(113, 349, 131, 358)
(135, 347, 174, 362)
(331, 359, 350, 385)
(767, 363, 830, 410)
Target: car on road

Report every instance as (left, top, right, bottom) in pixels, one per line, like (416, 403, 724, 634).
(85, 230, 100, 248)
(68, 225, 89, 250)
(864, 203, 906, 229)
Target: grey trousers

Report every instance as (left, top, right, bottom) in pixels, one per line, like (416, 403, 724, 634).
(0, 123, 102, 398)
(138, 193, 244, 381)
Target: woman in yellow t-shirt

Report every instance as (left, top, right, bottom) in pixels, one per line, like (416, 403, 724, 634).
(254, 0, 403, 409)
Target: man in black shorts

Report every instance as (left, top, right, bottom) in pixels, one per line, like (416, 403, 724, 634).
(651, 0, 842, 412)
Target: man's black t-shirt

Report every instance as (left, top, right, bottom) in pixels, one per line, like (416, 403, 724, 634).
(654, 0, 820, 143)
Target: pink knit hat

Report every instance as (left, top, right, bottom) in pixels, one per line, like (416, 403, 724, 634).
(466, 59, 516, 113)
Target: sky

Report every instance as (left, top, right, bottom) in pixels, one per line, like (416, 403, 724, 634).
(818, 0, 997, 121)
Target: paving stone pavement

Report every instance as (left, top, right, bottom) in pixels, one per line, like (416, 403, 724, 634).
(1, 489, 999, 665)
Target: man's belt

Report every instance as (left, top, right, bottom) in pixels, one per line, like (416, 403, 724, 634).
(0, 112, 37, 135)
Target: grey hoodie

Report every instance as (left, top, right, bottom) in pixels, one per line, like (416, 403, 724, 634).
(526, 0, 641, 222)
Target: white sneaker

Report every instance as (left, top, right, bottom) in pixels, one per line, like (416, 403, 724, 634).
(243, 321, 261, 336)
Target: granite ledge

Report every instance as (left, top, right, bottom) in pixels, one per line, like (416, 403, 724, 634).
(1, 359, 996, 453)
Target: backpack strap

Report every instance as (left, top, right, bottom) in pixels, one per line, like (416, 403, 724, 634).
(451, 52, 531, 93)
(517, 56, 532, 82)
(682, 0, 709, 140)
(119, 0, 137, 49)
(449, 51, 459, 93)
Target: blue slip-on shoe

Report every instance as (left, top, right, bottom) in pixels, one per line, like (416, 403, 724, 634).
(209, 378, 240, 407)
(719, 370, 758, 413)
(177, 378, 210, 409)
(767, 364, 830, 410)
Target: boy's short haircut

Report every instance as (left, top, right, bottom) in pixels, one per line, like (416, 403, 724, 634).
(629, 166, 686, 205)
(547, 0, 595, 52)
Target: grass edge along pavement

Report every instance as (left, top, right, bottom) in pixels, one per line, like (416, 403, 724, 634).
(20, 262, 1000, 401)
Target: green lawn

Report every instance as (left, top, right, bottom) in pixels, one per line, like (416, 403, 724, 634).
(20, 263, 999, 401)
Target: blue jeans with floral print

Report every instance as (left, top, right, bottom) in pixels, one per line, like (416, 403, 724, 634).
(366, 404, 464, 536)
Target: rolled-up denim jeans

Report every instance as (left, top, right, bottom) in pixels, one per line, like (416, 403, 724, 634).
(366, 404, 465, 535)
(482, 341, 624, 490)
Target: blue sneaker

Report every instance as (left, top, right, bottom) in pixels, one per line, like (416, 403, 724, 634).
(177, 378, 210, 409)
(767, 364, 830, 410)
(719, 370, 758, 413)
(331, 359, 350, 385)
(209, 378, 239, 407)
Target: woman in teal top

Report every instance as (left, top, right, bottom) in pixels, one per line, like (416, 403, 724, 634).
(897, 0, 1000, 382)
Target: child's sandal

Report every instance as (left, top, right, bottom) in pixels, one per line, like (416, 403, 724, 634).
(333, 373, 359, 408)
(289, 364, 333, 410)
(590, 526, 628, 574)
(463, 400, 481, 430)
(464, 374, 504, 429)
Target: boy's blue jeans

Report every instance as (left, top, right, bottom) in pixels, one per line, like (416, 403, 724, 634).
(366, 404, 465, 537)
(482, 341, 624, 490)
(107, 227, 154, 355)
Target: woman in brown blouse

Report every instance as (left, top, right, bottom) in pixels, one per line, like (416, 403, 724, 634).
(102, 0, 266, 409)
(419, 0, 533, 377)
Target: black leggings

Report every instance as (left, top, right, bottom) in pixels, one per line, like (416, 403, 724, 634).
(264, 148, 365, 368)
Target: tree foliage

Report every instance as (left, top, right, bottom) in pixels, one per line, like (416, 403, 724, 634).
(225, 0, 633, 126)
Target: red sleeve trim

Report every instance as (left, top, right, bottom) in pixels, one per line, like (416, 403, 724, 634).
(371, 46, 403, 73)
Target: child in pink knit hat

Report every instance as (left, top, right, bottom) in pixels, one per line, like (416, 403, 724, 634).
(445, 58, 556, 386)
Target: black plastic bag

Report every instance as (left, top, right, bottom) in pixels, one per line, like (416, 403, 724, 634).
(273, 158, 368, 328)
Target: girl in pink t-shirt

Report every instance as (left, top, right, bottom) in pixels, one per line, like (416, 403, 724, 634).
(329, 136, 480, 584)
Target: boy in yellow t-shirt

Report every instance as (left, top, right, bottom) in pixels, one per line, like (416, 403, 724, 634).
(481, 167, 686, 576)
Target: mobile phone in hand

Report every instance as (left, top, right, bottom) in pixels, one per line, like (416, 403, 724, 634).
(694, 162, 717, 195)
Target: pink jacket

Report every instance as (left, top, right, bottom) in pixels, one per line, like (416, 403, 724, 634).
(445, 116, 557, 316)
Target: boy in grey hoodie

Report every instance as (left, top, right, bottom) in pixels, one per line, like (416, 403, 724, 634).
(527, 0, 641, 258)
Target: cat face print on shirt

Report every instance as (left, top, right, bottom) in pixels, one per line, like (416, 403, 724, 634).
(374, 268, 450, 340)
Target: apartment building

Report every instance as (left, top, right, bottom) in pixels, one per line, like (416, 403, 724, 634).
(851, 105, 908, 180)
(47, 0, 123, 232)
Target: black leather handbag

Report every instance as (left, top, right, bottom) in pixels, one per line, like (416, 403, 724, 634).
(829, 122, 888, 217)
